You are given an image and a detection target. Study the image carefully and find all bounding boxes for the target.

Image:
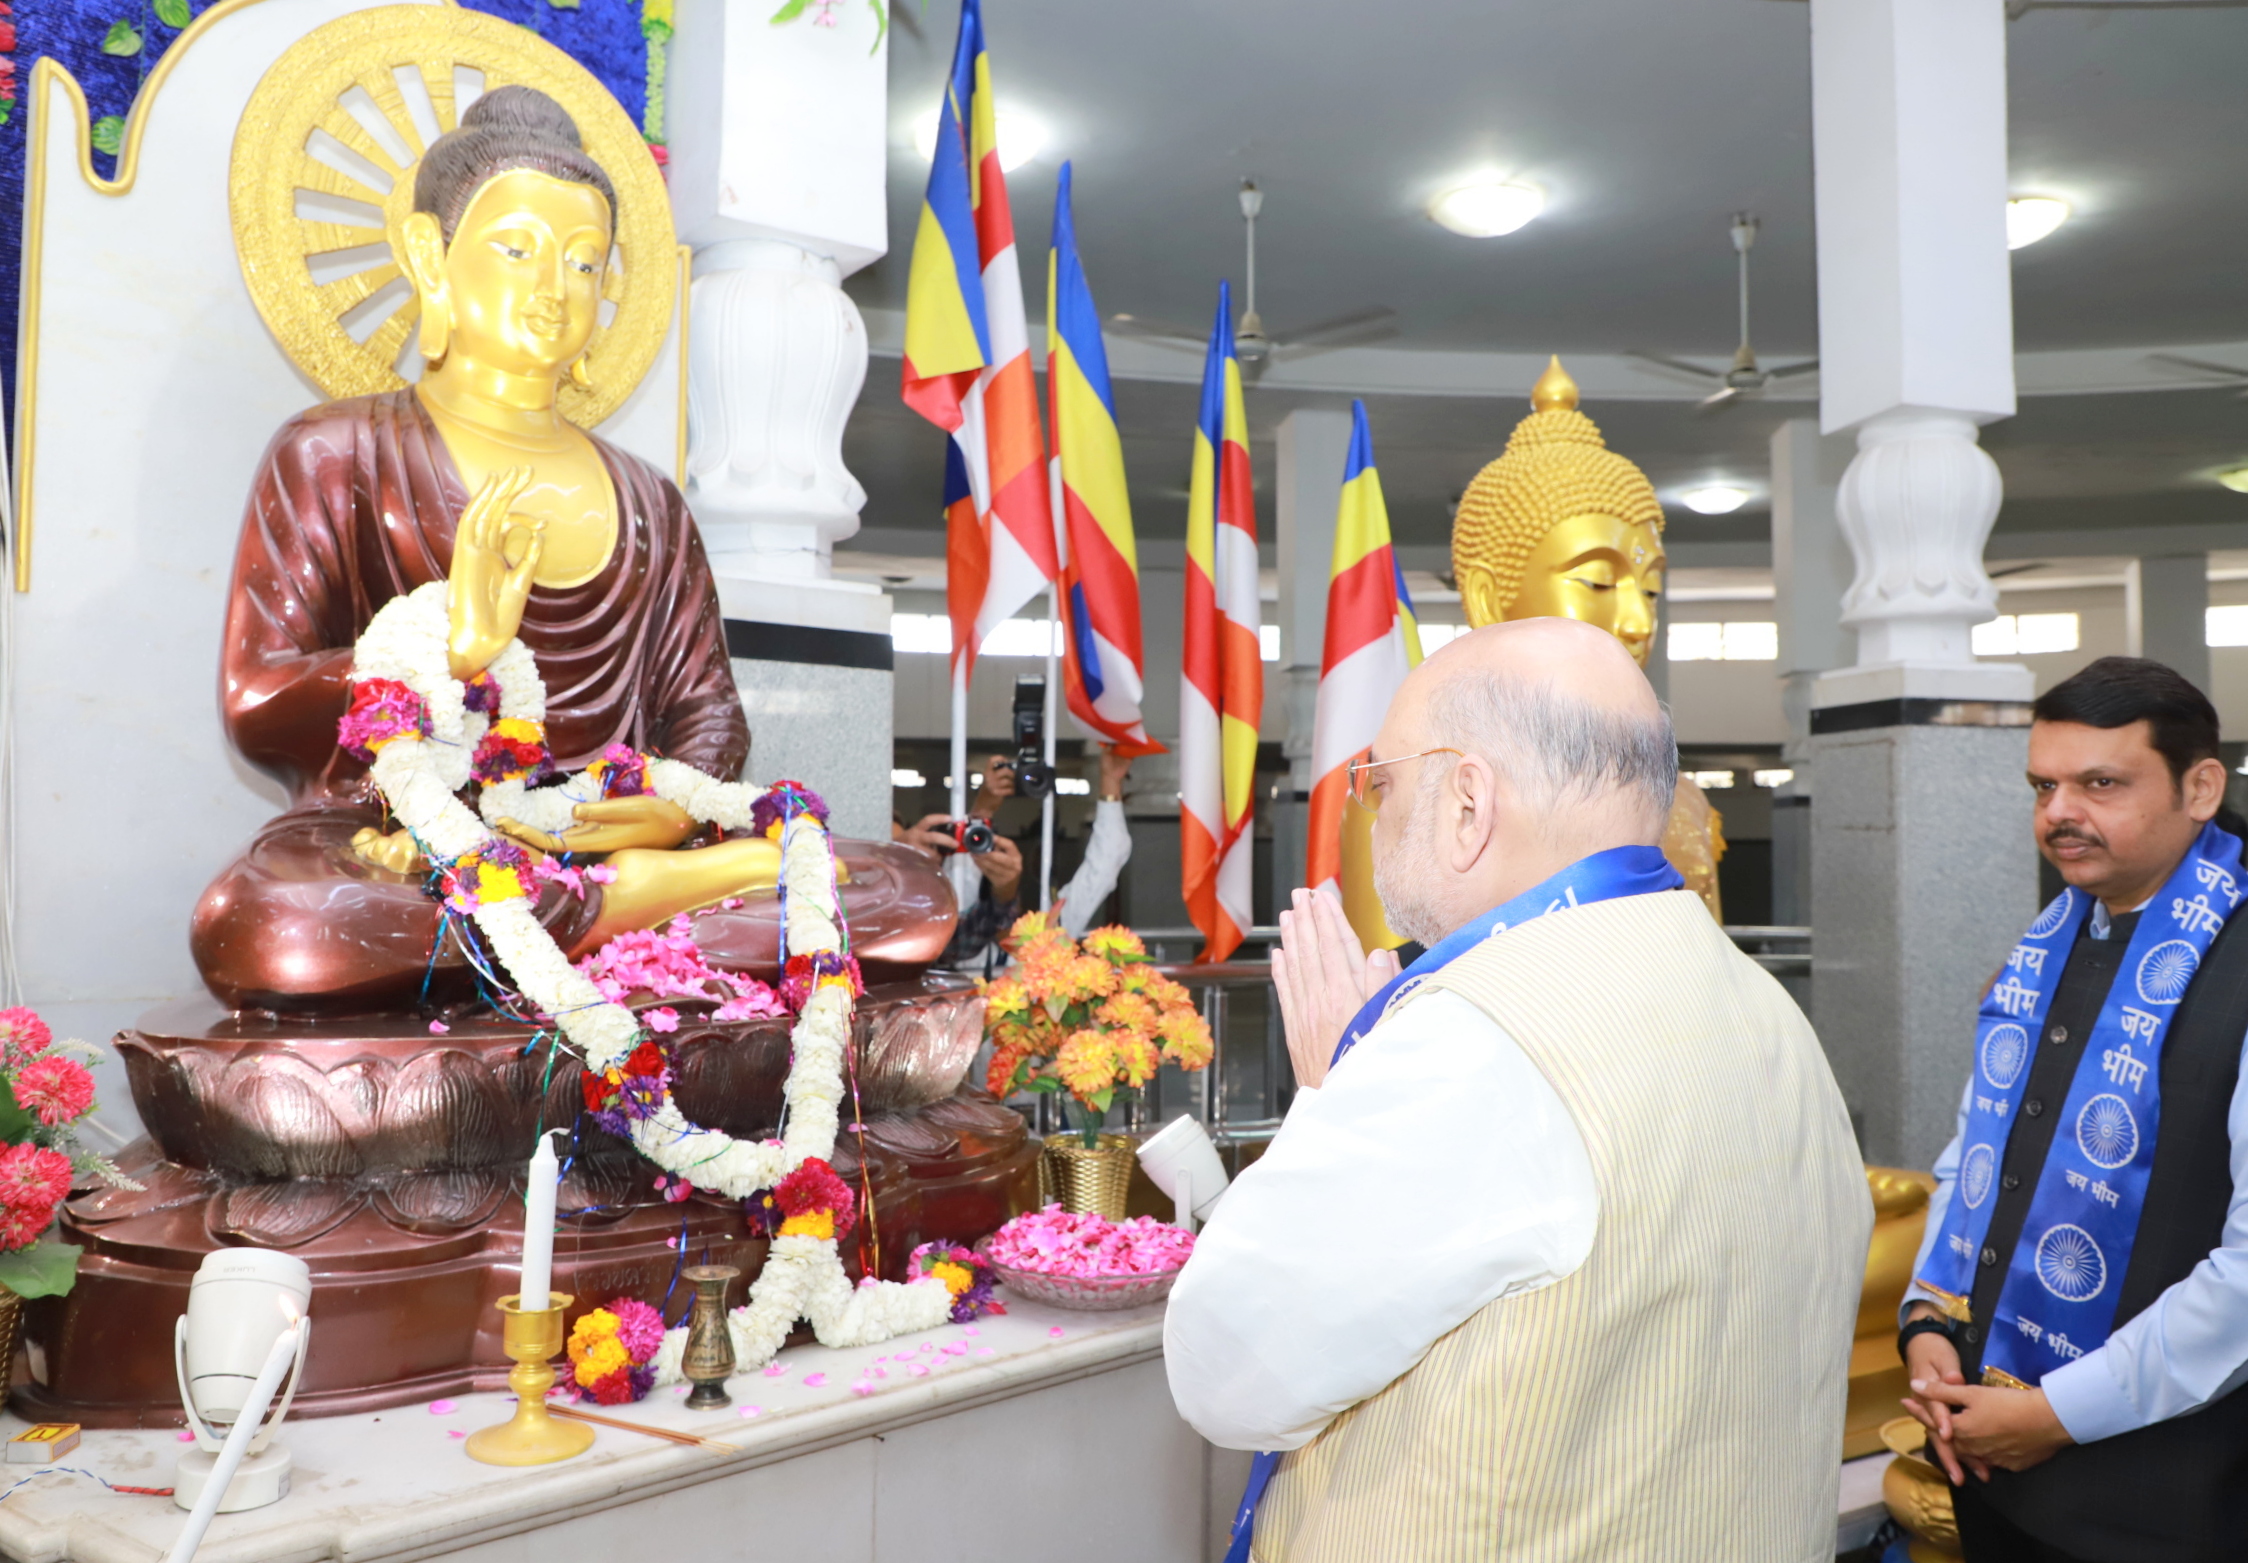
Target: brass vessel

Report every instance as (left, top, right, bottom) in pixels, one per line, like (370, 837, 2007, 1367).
(464, 1293, 595, 1466)
(1879, 1416, 1963, 1561)
(1040, 1134, 1137, 1219)
(680, 1265, 740, 1410)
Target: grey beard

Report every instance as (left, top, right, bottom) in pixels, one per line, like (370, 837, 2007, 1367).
(1373, 808, 1450, 948)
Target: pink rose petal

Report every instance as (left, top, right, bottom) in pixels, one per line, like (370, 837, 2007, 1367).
(763, 1362, 786, 1378)
(906, 1362, 930, 1377)
(428, 1020, 449, 1035)
(850, 1380, 873, 1397)
(803, 1372, 827, 1388)
(941, 1342, 967, 1356)
(977, 1347, 996, 1357)
(962, 1327, 980, 1337)
(175, 1430, 197, 1443)
(428, 1399, 457, 1415)
(1049, 1327, 1066, 1338)
(918, 1342, 935, 1353)
(738, 1405, 762, 1418)
(448, 1429, 467, 1439)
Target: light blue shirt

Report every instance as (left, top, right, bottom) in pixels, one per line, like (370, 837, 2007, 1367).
(1904, 899, 2248, 1443)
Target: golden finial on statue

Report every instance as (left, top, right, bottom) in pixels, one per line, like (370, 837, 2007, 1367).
(1530, 354, 1579, 413)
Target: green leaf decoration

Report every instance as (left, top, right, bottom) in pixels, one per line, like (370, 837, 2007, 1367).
(100, 19, 143, 55)
(0, 1238, 82, 1300)
(769, 0, 810, 21)
(154, 0, 191, 29)
(0, 1079, 37, 1147)
(90, 117, 126, 157)
(546, 0, 581, 10)
(0, 102, 12, 131)
(867, 0, 887, 53)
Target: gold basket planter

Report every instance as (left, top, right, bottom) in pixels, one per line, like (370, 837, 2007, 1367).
(0, 1282, 18, 1414)
(1038, 1133, 1136, 1219)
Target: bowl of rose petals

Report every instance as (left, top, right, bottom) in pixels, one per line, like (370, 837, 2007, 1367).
(978, 1205, 1196, 1312)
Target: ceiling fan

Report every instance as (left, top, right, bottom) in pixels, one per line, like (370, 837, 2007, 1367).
(1107, 180, 1400, 381)
(2146, 353, 2248, 397)
(1630, 214, 1818, 414)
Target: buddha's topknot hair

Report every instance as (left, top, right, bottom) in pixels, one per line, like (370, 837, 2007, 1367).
(1452, 358, 1665, 616)
(413, 85, 616, 243)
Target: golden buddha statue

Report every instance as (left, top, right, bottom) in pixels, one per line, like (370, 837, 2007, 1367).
(191, 86, 949, 1010)
(1454, 357, 1724, 916)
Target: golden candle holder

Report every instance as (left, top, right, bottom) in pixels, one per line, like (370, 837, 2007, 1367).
(465, 1294, 596, 1466)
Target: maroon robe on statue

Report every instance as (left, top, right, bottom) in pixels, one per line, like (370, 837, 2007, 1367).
(193, 391, 949, 1013)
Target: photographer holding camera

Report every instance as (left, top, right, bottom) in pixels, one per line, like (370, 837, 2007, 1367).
(898, 755, 1026, 972)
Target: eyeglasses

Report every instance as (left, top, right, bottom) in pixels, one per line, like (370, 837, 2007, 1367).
(1345, 748, 1464, 812)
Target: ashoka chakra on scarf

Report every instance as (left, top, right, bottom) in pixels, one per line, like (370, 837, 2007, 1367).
(1980, 1024, 2030, 1091)
(2136, 940, 2199, 1006)
(2027, 891, 2075, 939)
(2035, 1223, 2108, 1303)
(1961, 1144, 1997, 1210)
(2077, 1093, 2140, 1171)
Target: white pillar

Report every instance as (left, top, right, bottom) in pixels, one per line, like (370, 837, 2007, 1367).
(2127, 555, 2211, 693)
(1811, 0, 2026, 709)
(1770, 419, 1856, 925)
(665, 0, 894, 836)
(1806, 0, 2039, 1169)
(1272, 410, 1352, 901)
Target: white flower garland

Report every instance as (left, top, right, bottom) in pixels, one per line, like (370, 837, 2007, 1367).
(349, 582, 950, 1370)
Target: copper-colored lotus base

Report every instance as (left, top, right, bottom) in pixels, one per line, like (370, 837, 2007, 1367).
(23, 987, 1038, 1427)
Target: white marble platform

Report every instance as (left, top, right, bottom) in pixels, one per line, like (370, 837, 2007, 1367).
(0, 1298, 1222, 1563)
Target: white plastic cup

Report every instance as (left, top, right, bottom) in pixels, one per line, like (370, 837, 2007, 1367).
(1137, 1114, 1229, 1223)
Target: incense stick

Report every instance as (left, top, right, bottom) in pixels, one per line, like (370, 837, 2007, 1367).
(545, 1404, 733, 1452)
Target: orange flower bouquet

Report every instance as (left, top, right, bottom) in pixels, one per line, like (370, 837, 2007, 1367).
(982, 914, 1214, 1148)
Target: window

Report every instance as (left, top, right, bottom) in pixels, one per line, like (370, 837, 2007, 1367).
(891, 768, 926, 788)
(1054, 777, 1091, 796)
(2208, 605, 2248, 648)
(1668, 621, 1778, 662)
(1416, 623, 1469, 654)
(981, 618, 1065, 658)
(1683, 770, 1737, 790)
(1752, 768, 1795, 789)
(1260, 625, 1282, 662)
(1972, 613, 2079, 656)
(890, 613, 952, 655)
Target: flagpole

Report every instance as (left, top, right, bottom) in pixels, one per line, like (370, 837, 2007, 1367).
(950, 658, 969, 825)
(1041, 582, 1059, 912)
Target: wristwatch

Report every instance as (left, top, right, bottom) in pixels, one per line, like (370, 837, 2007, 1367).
(1897, 1314, 1959, 1363)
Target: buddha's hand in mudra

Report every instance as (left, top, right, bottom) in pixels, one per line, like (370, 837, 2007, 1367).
(446, 465, 546, 680)
(495, 796, 698, 856)
(350, 826, 428, 875)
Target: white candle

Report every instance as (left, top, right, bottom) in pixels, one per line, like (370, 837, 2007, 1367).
(520, 1132, 559, 1311)
(165, 1321, 302, 1563)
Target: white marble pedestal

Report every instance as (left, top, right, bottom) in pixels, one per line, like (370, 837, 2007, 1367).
(0, 1299, 1230, 1563)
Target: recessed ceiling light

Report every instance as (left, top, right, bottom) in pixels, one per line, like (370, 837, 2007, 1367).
(1680, 485, 1750, 516)
(912, 105, 1047, 173)
(2217, 466, 2248, 494)
(1427, 180, 1544, 239)
(2006, 196, 2071, 251)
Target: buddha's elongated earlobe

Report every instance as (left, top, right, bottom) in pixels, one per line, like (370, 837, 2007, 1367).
(419, 292, 452, 368)
(568, 352, 594, 391)
(401, 211, 452, 370)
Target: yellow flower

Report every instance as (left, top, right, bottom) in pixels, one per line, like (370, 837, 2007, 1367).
(476, 862, 528, 902)
(778, 1210, 837, 1240)
(1117, 1034, 1160, 1088)
(928, 1259, 974, 1297)
(1082, 925, 1146, 961)
(1065, 953, 1119, 1000)
(1055, 1029, 1121, 1100)
(984, 978, 1029, 1020)
(1160, 1007, 1215, 1072)
(577, 1336, 630, 1382)
(567, 1308, 620, 1363)
(1098, 990, 1158, 1033)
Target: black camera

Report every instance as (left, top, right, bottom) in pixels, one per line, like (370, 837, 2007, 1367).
(1012, 676, 1054, 799)
(940, 818, 998, 855)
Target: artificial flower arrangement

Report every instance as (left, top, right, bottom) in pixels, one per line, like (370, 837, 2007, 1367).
(982, 915, 1214, 1148)
(0, 1008, 134, 1301)
(559, 1297, 667, 1405)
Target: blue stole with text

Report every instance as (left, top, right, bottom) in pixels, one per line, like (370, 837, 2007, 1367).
(1223, 844, 1686, 1563)
(1918, 819, 2246, 1387)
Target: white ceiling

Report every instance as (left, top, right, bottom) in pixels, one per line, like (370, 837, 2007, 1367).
(834, 0, 2248, 562)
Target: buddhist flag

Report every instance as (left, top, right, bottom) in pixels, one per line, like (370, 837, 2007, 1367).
(1046, 163, 1162, 758)
(1180, 282, 1263, 962)
(1306, 402, 1424, 894)
(901, 0, 1056, 677)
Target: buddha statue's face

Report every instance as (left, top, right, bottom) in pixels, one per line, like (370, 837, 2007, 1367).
(1462, 511, 1666, 668)
(416, 168, 612, 384)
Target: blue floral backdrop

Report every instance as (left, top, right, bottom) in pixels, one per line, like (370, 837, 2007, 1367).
(0, 0, 667, 442)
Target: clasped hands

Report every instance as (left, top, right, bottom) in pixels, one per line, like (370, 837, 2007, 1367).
(1270, 887, 1400, 1090)
(1898, 1309, 2074, 1483)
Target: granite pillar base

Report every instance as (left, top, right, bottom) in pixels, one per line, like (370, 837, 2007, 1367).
(1809, 716, 2037, 1167)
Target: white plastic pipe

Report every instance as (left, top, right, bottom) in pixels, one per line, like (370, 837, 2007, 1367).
(165, 1321, 302, 1563)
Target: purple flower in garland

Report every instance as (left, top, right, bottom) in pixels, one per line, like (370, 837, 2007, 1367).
(462, 669, 503, 714)
(592, 743, 650, 799)
(751, 779, 830, 838)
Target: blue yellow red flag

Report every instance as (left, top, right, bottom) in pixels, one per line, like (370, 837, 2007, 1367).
(1046, 163, 1161, 758)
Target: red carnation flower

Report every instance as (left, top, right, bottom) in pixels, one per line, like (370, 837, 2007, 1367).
(0, 1143, 70, 1211)
(12, 1055, 93, 1126)
(0, 1199, 51, 1252)
(0, 1008, 50, 1064)
(589, 1370, 635, 1407)
(624, 1042, 664, 1078)
(773, 1157, 857, 1236)
(580, 1070, 610, 1112)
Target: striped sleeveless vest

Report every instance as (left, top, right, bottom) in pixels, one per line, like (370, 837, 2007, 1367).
(1253, 890, 1870, 1563)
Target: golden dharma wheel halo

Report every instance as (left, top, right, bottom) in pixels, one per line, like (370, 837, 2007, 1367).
(228, 4, 674, 429)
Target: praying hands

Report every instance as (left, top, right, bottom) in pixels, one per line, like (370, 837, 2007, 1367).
(1270, 887, 1401, 1089)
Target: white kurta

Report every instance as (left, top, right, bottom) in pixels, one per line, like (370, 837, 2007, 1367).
(1163, 988, 1599, 1451)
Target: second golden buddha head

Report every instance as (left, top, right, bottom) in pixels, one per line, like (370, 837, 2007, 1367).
(1451, 358, 1667, 666)
(400, 87, 618, 386)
